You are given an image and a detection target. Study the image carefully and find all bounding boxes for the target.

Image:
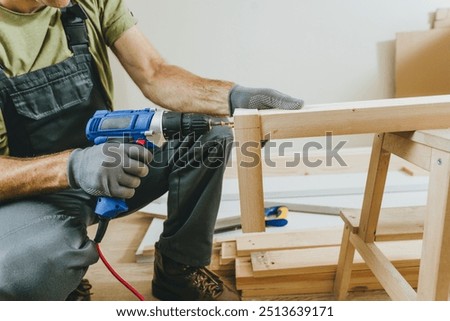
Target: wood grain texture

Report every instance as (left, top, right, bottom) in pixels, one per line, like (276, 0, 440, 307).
(251, 240, 422, 278)
(259, 95, 450, 139)
(350, 233, 417, 300)
(417, 149, 450, 300)
(340, 206, 425, 241)
(234, 109, 266, 232)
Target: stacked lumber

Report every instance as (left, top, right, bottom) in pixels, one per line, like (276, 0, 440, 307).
(208, 207, 425, 299)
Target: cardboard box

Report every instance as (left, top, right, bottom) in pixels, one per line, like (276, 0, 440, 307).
(433, 8, 450, 29)
(395, 28, 450, 97)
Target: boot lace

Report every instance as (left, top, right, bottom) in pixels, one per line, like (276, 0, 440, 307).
(66, 279, 93, 301)
(186, 267, 224, 299)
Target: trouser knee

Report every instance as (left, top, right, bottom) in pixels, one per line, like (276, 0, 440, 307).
(0, 215, 98, 300)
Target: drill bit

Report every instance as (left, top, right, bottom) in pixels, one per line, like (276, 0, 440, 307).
(210, 119, 234, 128)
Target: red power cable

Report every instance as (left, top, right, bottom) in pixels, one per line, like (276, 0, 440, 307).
(96, 243, 146, 301)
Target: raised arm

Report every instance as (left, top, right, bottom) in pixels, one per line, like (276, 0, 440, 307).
(111, 25, 234, 116)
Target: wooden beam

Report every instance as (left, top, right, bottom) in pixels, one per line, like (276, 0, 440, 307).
(236, 227, 343, 257)
(334, 226, 356, 300)
(234, 109, 266, 232)
(359, 134, 391, 243)
(340, 206, 425, 241)
(236, 257, 419, 295)
(350, 233, 417, 300)
(259, 95, 450, 139)
(251, 240, 421, 278)
(396, 129, 450, 153)
(417, 149, 450, 300)
(220, 241, 237, 265)
(383, 133, 432, 171)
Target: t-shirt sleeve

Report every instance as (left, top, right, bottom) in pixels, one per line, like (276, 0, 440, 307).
(99, 0, 137, 47)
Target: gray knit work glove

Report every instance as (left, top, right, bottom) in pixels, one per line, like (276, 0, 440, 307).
(67, 143, 153, 199)
(228, 84, 304, 115)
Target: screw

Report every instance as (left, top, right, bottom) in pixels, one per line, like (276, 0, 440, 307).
(438, 158, 443, 165)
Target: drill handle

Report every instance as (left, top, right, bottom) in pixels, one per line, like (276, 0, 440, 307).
(95, 197, 128, 219)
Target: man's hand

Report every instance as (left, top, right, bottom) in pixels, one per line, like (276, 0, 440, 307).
(67, 143, 153, 199)
(229, 85, 304, 115)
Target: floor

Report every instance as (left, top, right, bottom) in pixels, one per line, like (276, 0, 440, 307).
(85, 212, 392, 301)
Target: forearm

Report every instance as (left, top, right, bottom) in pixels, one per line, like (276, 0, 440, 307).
(142, 64, 234, 116)
(0, 151, 71, 201)
(113, 26, 234, 116)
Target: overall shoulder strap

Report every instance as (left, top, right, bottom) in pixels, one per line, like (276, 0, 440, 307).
(60, 1, 90, 54)
(0, 64, 7, 82)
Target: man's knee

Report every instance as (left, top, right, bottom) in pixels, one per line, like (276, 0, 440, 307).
(0, 215, 98, 300)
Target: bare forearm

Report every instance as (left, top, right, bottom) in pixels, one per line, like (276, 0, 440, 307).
(142, 64, 234, 115)
(113, 26, 234, 116)
(0, 151, 71, 201)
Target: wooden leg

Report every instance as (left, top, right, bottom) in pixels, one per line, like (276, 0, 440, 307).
(334, 225, 355, 300)
(234, 109, 266, 233)
(359, 133, 391, 242)
(417, 149, 450, 300)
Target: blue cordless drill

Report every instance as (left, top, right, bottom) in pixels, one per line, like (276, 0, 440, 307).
(86, 108, 233, 242)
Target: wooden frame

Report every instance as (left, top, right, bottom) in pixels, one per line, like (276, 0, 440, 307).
(334, 130, 450, 300)
(234, 95, 450, 300)
(234, 94, 450, 233)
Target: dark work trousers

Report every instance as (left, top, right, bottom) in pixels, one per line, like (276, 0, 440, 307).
(0, 126, 233, 300)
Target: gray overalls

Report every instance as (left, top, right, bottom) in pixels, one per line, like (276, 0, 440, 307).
(0, 3, 232, 300)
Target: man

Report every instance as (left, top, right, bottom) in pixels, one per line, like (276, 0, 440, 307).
(0, 0, 303, 300)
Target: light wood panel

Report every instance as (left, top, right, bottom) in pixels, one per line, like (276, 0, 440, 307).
(255, 95, 450, 139)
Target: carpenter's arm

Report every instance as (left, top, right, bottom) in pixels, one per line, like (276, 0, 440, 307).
(111, 26, 234, 116)
(0, 152, 71, 201)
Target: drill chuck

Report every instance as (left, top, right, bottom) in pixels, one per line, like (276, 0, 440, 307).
(162, 112, 213, 140)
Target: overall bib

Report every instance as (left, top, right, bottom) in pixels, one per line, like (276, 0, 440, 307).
(0, 3, 232, 300)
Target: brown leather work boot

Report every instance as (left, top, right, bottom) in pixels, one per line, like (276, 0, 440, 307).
(152, 245, 240, 301)
(65, 279, 92, 301)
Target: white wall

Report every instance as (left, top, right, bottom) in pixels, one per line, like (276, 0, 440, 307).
(111, 0, 450, 147)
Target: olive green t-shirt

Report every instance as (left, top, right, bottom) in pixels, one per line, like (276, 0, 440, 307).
(0, 0, 137, 155)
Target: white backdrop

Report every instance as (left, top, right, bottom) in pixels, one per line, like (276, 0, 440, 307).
(111, 0, 450, 147)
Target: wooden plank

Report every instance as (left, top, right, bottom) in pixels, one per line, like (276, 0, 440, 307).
(397, 129, 450, 153)
(340, 206, 425, 241)
(237, 257, 419, 295)
(258, 95, 450, 140)
(350, 233, 417, 300)
(236, 227, 343, 257)
(234, 109, 265, 233)
(383, 132, 432, 171)
(359, 134, 391, 243)
(334, 225, 356, 300)
(418, 149, 450, 300)
(251, 240, 422, 278)
(208, 246, 235, 277)
(220, 241, 237, 265)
